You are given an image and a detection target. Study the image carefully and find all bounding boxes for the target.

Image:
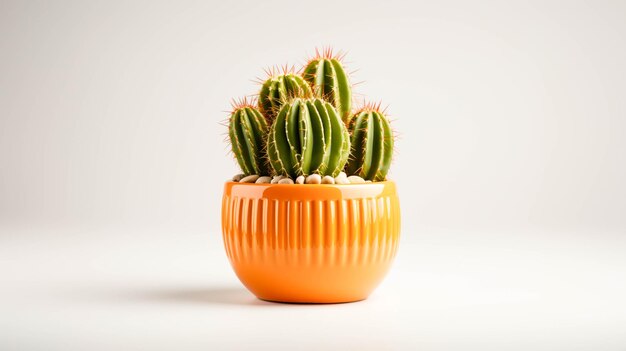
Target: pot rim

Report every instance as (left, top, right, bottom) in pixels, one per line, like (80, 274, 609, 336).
(223, 180, 397, 200)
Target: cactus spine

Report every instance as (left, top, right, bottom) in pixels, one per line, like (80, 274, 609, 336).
(259, 73, 312, 121)
(345, 108, 394, 181)
(228, 104, 270, 175)
(303, 53, 352, 123)
(268, 98, 350, 178)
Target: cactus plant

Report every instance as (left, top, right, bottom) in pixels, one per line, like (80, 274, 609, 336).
(267, 98, 350, 178)
(259, 72, 313, 121)
(225, 49, 397, 183)
(227, 101, 270, 175)
(345, 106, 394, 181)
(302, 49, 352, 123)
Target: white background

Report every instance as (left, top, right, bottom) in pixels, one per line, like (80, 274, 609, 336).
(1, 1, 625, 350)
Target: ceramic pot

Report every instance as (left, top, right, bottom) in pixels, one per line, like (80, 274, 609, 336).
(221, 181, 401, 303)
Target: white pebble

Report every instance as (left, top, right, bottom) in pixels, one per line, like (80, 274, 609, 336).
(295, 175, 305, 184)
(271, 175, 285, 184)
(305, 174, 322, 184)
(255, 176, 271, 184)
(278, 178, 294, 184)
(232, 174, 245, 182)
(347, 175, 366, 184)
(239, 175, 260, 183)
(334, 172, 349, 184)
(322, 175, 335, 184)
(365, 180, 372, 183)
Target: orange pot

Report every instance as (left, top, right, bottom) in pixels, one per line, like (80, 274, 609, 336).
(221, 181, 401, 303)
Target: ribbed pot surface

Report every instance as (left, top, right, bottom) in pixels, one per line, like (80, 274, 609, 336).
(221, 181, 401, 303)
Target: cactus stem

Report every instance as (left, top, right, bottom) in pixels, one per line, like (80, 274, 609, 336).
(345, 103, 394, 181)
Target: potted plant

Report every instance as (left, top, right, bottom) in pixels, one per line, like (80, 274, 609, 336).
(221, 49, 400, 303)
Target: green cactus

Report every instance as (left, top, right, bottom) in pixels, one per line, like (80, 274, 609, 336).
(302, 52, 352, 123)
(228, 103, 270, 175)
(345, 107, 394, 181)
(259, 73, 312, 121)
(267, 98, 350, 178)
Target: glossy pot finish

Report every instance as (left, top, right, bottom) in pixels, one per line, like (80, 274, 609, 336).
(221, 181, 401, 303)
